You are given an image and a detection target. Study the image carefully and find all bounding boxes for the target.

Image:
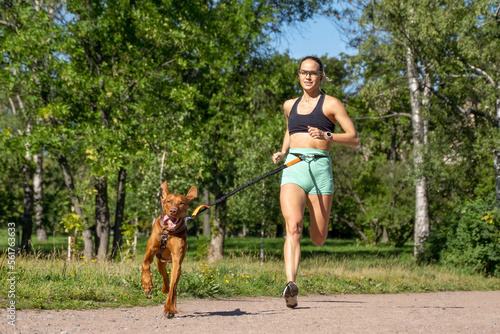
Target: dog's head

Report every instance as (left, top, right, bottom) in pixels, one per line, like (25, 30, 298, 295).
(159, 180, 197, 230)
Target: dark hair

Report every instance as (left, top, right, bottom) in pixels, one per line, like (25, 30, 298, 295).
(299, 56, 323, 72)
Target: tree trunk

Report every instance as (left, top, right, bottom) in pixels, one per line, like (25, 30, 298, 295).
(496, 98, 500, 128)
(203, 188, 211, 236)
(21, 162, 33, 252)
(406, 47, 430, 258)
(495, 149, 500, 209)
(34, 152, 47, 241)
(388, 118, 398, 162)
(21, 117, 33, 252)
(112, 167, 126, 259)
(260, 182, 266, 265)
(95, 176, 110, 261)
(208, 204, 224, 262)
(82, 229, 94, 260)
(495, 98, 500, 209)
(57, 152, 93, 259)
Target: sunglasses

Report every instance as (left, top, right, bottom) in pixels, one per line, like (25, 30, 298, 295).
(298, 70, 323, 78)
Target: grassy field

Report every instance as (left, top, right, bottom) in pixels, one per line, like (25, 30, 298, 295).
(1, 229, 499, 310)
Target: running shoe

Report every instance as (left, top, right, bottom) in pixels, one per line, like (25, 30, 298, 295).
(283, 281, 299, 308)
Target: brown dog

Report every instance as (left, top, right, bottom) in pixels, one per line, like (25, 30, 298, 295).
(141, 180, 197, 318)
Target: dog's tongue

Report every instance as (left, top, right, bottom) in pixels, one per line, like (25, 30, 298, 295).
(163, 215, 179, 230)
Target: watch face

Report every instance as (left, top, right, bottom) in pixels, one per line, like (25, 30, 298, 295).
(326, 132, 332, 138)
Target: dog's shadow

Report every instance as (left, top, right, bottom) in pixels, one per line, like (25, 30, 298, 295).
(177, 301, 361, 318)
(180, 308, 278, 318)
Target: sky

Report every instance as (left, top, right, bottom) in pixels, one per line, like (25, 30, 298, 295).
(272, 16, 356, 60)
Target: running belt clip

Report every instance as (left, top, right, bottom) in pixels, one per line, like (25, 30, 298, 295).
(290, 152, 328, 160)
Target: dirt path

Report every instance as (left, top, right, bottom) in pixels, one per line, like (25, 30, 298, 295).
(2, 291, 500, 334)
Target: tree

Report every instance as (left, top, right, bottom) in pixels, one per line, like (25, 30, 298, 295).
(0, 0, 66, 250)
(331, 0, 499, 257)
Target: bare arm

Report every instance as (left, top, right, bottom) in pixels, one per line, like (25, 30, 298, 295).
(272, 99, 295, 164)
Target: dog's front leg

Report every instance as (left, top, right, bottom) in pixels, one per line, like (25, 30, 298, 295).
(141, 250, 155, 294)
(164, 260, 181, 318)
(164, 238, 187, 318)
(157, 255, 170, 294)
(142, 232, 161, 294)
(141, 252, 154, 293)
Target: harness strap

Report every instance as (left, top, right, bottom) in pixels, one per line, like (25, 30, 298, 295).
(155, 221, 187, 260)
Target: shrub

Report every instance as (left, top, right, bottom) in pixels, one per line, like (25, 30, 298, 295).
(417, 229, 447, 265)
(442, 196, 500, 277)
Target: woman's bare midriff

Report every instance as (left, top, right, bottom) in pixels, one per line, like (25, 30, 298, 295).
(289, 133, 331, 151)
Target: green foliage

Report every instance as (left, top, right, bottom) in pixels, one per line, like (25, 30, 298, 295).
(120, 220, 137, 240)
(442, 196, 500, 277)
(1, 1, 313, 250)
(60, 213, 83, 234)
(180, 264, 221, 298)
(416, 230, 447, 265)
(0, 150, 23, 227)
(191, 237, 210, 260)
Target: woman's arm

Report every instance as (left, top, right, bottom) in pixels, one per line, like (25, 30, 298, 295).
(273, 100, 294, 164)
(324, 96, 359, 146)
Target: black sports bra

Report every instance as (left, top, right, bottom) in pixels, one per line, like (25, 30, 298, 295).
(288, 94, 335, 135)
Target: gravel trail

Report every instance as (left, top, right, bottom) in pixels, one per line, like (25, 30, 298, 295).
(2, 291, 499, 334)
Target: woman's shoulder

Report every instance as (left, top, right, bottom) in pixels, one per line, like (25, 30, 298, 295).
(322, 94, 345, 113)
(323, 94, 343, 106)
(283, 97, 300, 111)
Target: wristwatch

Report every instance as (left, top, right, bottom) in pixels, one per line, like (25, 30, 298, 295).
(325, 132, 332, 140)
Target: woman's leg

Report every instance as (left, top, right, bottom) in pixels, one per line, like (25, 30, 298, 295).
(280, 183, 307, 283)
(307, 194, 333, 246)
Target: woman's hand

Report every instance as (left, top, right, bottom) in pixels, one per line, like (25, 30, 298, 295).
(307, 126, 326, 140)
(272, 152, 285, 164)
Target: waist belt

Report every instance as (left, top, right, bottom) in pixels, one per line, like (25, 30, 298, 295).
(291, 152, 328, 160)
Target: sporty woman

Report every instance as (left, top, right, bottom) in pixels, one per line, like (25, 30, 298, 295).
(272, 56, 359, 308)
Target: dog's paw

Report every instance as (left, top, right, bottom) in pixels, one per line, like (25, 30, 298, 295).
(164, 305, 178, 318)
(161, 284, 169, 294)
(142, 284, 152, 295)
(141, 274, 153, 293)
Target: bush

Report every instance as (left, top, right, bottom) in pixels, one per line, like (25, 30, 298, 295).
(417, 230, 447, 265)
(442, 196, 500, 277)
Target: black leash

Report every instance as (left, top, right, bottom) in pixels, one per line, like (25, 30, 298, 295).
(186, 153, 327, 221)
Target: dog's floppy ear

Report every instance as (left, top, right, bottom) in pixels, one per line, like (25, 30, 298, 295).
(186, 186, 197, 202)
(160, 180, 170, 196)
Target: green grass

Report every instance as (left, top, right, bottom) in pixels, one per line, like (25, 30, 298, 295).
(1, 230, 499, 310)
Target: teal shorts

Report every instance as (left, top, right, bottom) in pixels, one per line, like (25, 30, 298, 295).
(281, 148, 334, 195)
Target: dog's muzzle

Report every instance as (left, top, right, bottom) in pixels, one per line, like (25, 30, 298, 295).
(163, 215, 180, 231)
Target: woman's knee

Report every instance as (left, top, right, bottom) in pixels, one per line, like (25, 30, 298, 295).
(285, 219, 303, 239)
